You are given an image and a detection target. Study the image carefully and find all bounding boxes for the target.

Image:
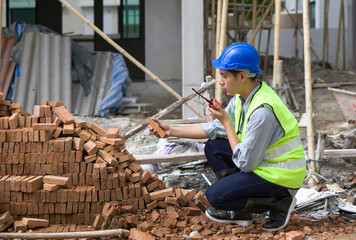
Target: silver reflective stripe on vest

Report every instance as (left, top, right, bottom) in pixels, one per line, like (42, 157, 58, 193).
(264, 136, 302, 160)
(260, 158, 306, 169)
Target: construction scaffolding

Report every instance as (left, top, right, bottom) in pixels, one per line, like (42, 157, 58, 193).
(204, 0, 274, 79)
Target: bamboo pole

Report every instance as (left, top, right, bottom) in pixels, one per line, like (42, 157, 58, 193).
(0, 229, 129, 239)
(58, 0, 203, 118)
(211, 0, 216, 77)
(294, 0, 299, 58)
(273, 0, 281, 88)
(342, 0, 345, 70)
(215, 0, 222, 100)
(248, 0, 275, 46)
(315, 132, 327, 174)
(215, 0, 228, 103)
(303, 0, 316, 188)
(335, 0, 343, 70)
(251, 0, 257, 46)
(123, 79, 217, 140)
(204, 0, 210, 74)
(322, 0, 329, 69)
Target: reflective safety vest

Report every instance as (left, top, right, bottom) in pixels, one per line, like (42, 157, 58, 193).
(234, 81, 306, 189)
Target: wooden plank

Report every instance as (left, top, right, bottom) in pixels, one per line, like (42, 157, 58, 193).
(135, 152, 206, 164)
(322, 149, 356, 158)
(313, 82, 356, 88)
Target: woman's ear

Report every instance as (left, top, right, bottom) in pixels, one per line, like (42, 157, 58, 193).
(239, 71, 247, 82)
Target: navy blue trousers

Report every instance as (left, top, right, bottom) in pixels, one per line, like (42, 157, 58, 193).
(204, 138, 290, 211)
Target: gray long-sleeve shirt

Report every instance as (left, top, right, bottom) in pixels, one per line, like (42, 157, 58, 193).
(201, 84, 284, 172)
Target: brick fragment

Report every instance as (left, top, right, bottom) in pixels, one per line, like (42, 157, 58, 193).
(286, 230, 304, 240)
(129, 228, 155, 240)
(14, 221, 27, 232)
(43, 175, 69, 186)
(147, 118, 167, 138)
(0, 211, 11, 225)
(0, 212, 14, 232)
(21, 217, 49, 229)
(106, 128, 119, 138)
(43, 183, 60, 191)
(8, 113, 19, 129)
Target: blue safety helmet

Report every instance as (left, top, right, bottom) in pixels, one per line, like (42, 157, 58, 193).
(212, 42, 261, 74)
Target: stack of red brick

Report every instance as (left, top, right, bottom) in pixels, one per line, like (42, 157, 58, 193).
(0, 96, 212, 228)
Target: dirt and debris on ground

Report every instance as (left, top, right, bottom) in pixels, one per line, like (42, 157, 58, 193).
(2, 57, 355, 239)
(57, 57, 356, 239)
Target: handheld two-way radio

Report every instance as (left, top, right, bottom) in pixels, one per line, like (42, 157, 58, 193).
(192, 88, 222, 110)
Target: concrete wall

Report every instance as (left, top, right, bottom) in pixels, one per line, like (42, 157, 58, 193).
(181, 0, 204, 119)
(144, 0, 182, 81)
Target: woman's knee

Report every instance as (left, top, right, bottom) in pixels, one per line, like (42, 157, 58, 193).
(204, 139, 214, 155)
(206, 185, 225, 209)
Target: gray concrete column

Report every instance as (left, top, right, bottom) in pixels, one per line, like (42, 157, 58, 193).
(181, 0, 204, 119)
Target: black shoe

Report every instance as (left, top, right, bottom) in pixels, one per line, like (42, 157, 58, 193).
(205, 207, 253, 227)
(262, 196, 296, 232)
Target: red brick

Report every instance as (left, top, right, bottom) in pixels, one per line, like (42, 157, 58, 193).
(33, 105, 45, 117)
(90, 122, 107, 137)
(54, 106, 74, 124)
(147, 118, 167, 138)
(149, 187, 174, 200)
(32, 123, 57, 130)
(97, 149, 118, 166)
(43, 175, 69, 186)
(98, 136, 123, 146)
(72, 137, 84, 151)
(84, 141, 98, 155)
(8, 113, 19, 129)
(183, 207, 201, 216)
(63, 124, 75, 135)
(26, 176, 43, 192)
(21, 217, 49, 229)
